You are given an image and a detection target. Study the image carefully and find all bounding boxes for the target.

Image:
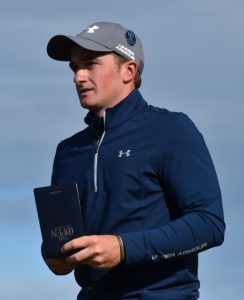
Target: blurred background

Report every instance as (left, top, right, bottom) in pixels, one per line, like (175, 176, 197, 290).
(0, 0, 243, 299)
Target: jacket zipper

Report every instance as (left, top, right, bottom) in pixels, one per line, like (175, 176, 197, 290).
(94, 112, 106, 192)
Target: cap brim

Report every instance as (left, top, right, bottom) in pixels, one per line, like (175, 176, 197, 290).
(47, 35, 112, 61)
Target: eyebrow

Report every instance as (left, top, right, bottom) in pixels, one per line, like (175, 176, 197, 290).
(70, 51, 111, 64)
(70, 54, 98, 65)
(69, 56, 99, 71)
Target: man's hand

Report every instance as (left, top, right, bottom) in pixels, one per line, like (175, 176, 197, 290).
(61, 235, 121, 269)
(46, 257, 76, 275)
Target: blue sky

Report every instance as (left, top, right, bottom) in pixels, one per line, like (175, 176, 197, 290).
(0, 1, 243, 299)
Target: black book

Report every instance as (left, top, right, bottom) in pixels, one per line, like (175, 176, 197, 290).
(34, 183, 85, 258)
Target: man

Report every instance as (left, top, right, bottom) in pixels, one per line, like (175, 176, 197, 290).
(43, 21, 225, 299)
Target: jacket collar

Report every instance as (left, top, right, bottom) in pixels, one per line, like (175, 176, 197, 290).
(84, 89, 148, 131)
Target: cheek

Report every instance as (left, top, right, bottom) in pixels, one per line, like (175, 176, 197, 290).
(103, 70, 122, 90)
(94, 75, 110, 94)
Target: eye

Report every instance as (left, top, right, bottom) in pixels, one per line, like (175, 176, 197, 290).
(84, 61, 97, 69)
(69, 60, 97, 73)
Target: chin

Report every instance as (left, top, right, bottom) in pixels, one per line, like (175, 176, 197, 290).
(79, 98, 92, 108)
(79, 100, 97, 111)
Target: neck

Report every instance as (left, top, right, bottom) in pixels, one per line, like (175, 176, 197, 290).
(94, 108, 106, 118)
(93, 86, 136, 118)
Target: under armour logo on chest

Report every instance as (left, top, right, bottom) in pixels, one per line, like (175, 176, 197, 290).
(118, 149, 131, 157)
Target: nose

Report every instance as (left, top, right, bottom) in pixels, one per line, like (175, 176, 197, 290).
(73, 68, 88, 85)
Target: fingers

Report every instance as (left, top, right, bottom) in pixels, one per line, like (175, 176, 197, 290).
(60, 235, 121, 269)
(61, 235, 90, 254)
(66, 247, 103, 268)
(46, 258, 75, 274)
(62, 236, 101, 266)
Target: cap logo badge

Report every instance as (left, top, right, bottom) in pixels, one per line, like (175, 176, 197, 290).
(125, 30, 136, 46)
(86, 25, 99, 33)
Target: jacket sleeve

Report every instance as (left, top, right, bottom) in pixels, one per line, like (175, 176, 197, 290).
(120, 113, 225, 265)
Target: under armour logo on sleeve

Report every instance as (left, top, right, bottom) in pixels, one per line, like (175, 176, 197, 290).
(118, 150, 131, 157)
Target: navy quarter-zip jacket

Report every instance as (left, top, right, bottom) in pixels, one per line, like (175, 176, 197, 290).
(50, 89, 225, 299)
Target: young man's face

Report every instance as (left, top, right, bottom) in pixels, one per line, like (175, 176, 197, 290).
(70, 46, 128, 115)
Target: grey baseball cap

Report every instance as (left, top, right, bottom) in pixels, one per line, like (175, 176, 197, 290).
(47, 21, 144, 74)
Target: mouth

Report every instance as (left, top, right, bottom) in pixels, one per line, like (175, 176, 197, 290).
(78, 88, 93, 96)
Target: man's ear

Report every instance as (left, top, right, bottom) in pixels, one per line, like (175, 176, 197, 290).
(121, 61, 138, 84)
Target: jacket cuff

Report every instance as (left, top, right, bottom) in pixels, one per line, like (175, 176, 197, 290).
(119, 231, 150, 265)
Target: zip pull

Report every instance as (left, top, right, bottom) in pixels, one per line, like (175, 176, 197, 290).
(94, 112, 106, 192)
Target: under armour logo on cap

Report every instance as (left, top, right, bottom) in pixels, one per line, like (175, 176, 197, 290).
(86, 25, 99, 33)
